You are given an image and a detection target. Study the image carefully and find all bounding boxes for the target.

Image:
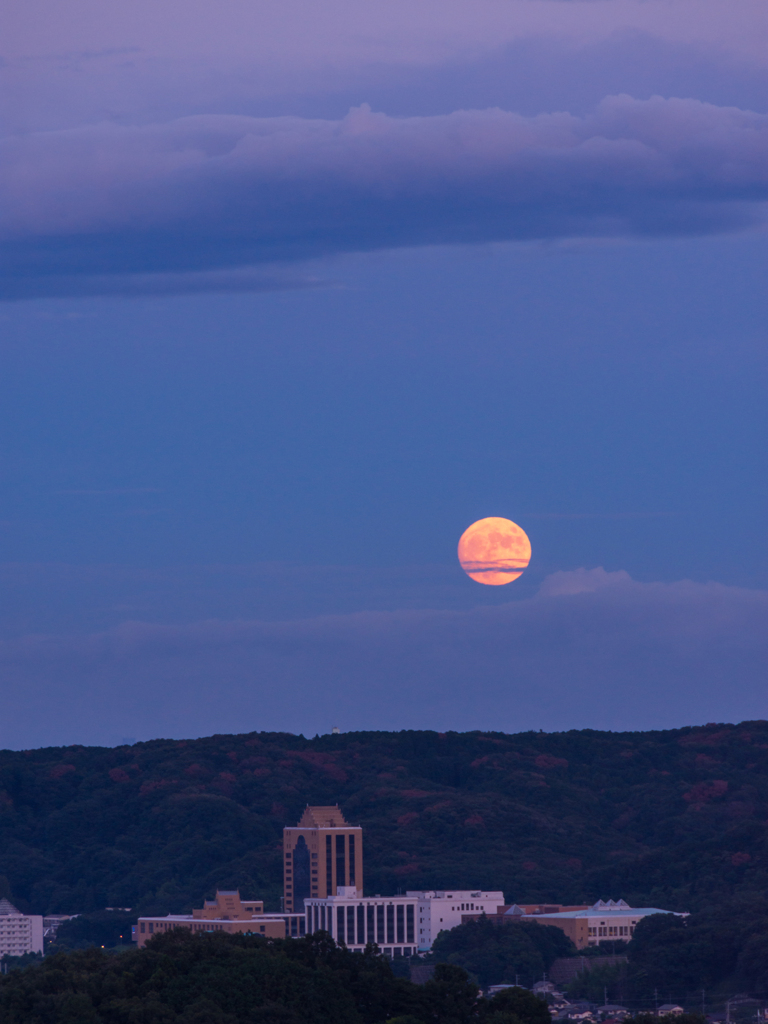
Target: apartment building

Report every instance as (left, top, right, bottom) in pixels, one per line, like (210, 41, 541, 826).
(0, 899, 44, 957)
(284, 805, 363, 913)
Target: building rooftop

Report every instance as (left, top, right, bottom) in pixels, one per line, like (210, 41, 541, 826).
(295, 805, 351, 829)
(524, 901, 683, 920)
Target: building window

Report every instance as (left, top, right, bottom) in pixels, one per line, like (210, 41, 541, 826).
(326, 835, 333, 894)
(387, 905, 395, 944)
(336, 834, 346, 890)
(406, 905, 414, 944)
(292, 835, 311, 912)
(367, 904, 375, 944)
(347, 906, 355, 944)
(377, 905, 385, 944)
(396, 905, 404, 944)
(140, 923, 145, 933)
(337, 907, 345, 945)
(357, 904, 365, 945)
(349, 834, 356, 886)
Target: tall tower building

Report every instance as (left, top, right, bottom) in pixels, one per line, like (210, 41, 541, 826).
(283, 806, 363, 913)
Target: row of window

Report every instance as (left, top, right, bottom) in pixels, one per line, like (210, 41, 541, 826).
(139, 922, 270, 935)
(588, 925, 634, 937)
(285, 835, 357, 888)
(308, 903, 415, 946)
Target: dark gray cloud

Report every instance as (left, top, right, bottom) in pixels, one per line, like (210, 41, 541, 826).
(2, 95, 767, 296)
(1, 568, 765, 749)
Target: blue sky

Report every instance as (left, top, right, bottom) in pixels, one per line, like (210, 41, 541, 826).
(0, 0, 766, 747)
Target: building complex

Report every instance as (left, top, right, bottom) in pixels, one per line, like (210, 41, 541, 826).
(462, 899, 686, 950)
(133, 804, 685, 956)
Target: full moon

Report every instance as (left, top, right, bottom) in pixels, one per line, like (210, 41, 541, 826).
(457, 517, 532, 585)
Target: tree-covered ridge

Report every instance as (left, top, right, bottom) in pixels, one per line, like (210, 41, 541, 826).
(0, 930, 551, 1024)
(1, 723, 767, 916)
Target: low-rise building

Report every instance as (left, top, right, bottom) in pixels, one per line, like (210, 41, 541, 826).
(407, 890, 505, 950)
(133, 890, 305, 948)
(515, 900, 687, 949)
(42, 914, 76, 943)
(305, 887, 418, 956)
(304, 887, 504, 954)
(0, 899, 44, 957)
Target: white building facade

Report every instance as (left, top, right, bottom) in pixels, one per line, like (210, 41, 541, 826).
(407, 890, 505, 951)
(305, 887, 419, 956)
(0, 899, 44, 957)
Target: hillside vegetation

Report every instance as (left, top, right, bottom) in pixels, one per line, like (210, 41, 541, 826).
(1, 723, 767, 917)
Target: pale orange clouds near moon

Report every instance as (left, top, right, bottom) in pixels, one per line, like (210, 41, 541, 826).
(458, 517, 532, 585)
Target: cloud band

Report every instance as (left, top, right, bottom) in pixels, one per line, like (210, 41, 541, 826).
(2, 95, 767, 295)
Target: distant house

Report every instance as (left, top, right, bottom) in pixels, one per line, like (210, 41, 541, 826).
(598, 1006, 630, 1020)
(658, 1006, 685, 1016)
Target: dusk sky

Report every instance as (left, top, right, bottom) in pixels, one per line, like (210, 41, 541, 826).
(1, 0, 766, 749)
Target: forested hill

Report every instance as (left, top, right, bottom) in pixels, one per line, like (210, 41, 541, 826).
(1, 723, 767, 917)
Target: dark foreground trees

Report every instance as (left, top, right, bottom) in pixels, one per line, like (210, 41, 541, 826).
(0, 929, 551, 1024)
(428, 918, 575, 989)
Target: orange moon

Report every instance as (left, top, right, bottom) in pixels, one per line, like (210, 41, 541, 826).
(457, 517, 531, 585)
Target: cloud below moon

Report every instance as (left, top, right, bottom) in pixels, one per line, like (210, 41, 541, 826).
(0, 567, 765, 748)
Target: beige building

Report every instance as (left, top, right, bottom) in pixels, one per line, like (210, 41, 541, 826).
(134, 890, 304, 948)
(0, 898, 44, 957)
(284, 805, 363, 913)
(514, 899, 687, 949)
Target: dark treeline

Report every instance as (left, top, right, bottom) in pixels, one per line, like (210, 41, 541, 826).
(0, 929, 553, 1024)
(2, 723, 768, 917)
(428, 919, 575, 989)
(430, 909, 768, 1005)
(566, 906, 768, 1006)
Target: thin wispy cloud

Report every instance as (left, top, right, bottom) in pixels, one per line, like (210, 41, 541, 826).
(55, 488, 163, 495)
(524, 512, 678, 520)
(1, 268, 332, 301)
